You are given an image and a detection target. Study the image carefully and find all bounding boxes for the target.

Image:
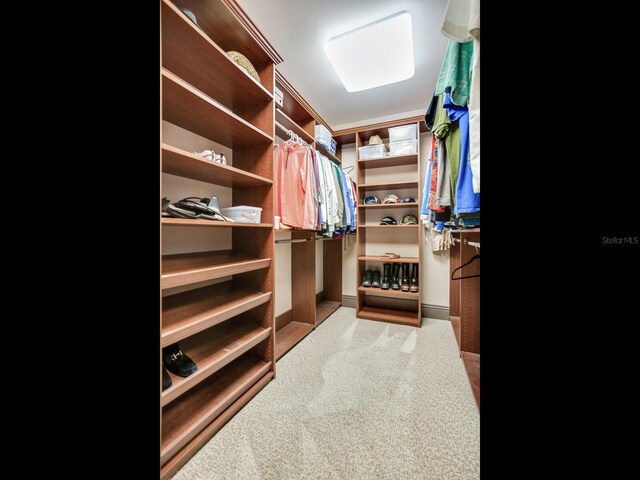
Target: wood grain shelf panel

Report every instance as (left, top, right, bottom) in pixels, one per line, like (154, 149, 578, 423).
(162, 250, 270, 289)
(358, 256, 419, 263)
(162, 144, 272, 187)
(358, 305, 420, 327)
(358, 203, 419, 209)
(450, 315, 461, 349)
(358, 181, 419, 191)
(461, 351, 480, 409)
(162, 218, 273, 228)
(162, 282, 272, 346)
(316, 300, 341, 326)
(275, 109, 314, 144)
(161, 355, 271, 464)
(358, 286, 419, 300)
(358, 153, 418, 168)
(160, 371, 273, 479)
(275, 321, 314, 360)
(162, 320, 271, 406)
(316, 142, 341, 164)
(161, 0, 273, 112)
(162, 68, 273, 147)
(358, 224, 419, 229)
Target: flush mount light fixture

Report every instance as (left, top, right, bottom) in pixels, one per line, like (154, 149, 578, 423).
(324, 12, 414, 93)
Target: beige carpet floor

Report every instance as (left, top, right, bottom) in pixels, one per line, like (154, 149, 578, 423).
(173, 308, 480, 479)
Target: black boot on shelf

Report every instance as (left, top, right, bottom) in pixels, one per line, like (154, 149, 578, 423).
(371, 269, 381, 288)
(401, 263, 410, 292)
(162, 365, 172, 391)
(381, 263, 391, 290)
(391, 264, 401, 290)
(163, 343, 198, 378)
(410, 264, 419, 293)
(361, 269, 373, 287)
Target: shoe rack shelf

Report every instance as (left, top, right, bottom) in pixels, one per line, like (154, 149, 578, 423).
(161, 0, 282, 477)
(344, 118, 425, 328)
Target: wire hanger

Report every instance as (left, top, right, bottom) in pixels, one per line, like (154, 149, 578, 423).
(451, 254, 480, 280)
(342, 165, 354, 173)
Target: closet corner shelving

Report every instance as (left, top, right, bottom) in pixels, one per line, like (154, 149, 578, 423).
(334, 117, 427, 327)
(273, 72, 351, 360)
(160, 0, 282, 477)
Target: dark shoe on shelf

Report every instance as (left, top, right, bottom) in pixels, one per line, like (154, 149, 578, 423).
(371, 269, 381, 288)
(400, 263, 410, 292)
(163, 343, 198, 378)
(391, 264, 401, 290)
(381, 263, 391, 290)
(410, 264, 419, 293)
(361, 269, 373, 287)
(162, 365, 172, 391)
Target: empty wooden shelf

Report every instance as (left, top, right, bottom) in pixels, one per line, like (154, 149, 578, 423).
(358, 305, 420, 327)
(162, 68, 273, 147)
(358, 153, 418, 168)
(162, 319, 272, 406)
(275, 321, 314, 360)
(316, 300, 341, 326)
(275, 109, 314, 144)
(358, 181, 419, 191)
(162, 144, 272, 187)
(162, 218, 273, 228)
(161, 355, 271, 464)
(161, 0, 273, 111)
(358, 256, 419, 263)
(162, 250, 271, 289)
(162, 282, 272, 346)
(357, 286, 419, 300)
(358, 203, 419, 209)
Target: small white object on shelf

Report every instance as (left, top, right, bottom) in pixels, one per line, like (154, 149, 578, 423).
(388, 124, 417, 143)
(388, 139, 417, 156)
(220, 206, 263, 223)
(358, 144, 386, 159)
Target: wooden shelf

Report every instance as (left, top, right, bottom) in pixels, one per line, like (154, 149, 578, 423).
(358, 256, 419, 263)
(161, 355, 271, 464)
(358, 153, 418, 168)
(162, 320, 271, 406)
(358, 286, 419, 300)
(358, 181, 419, 191)
(358, 203, 419, 209)
(162, 218, 272, 228)
(162, 68, 273, 148)
(275, 321, 314, 360)
(162, 250, 271, 289)
(162, 144, 272, 187)
(316, 300, 341, 326)
(358, 305, 420, 327)
(161, 0, 272, 112)
(316, 142, 341, 164)
(450, 315, 461, 349)
(160, 370, 273, 479)
(275, 109, 314, 144)
(162, 282, 272, 346)
(359, 224, 419, 229)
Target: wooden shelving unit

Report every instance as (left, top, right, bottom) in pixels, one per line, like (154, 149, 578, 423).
(275, 109, 314, 144)
(274, 321, 314, 360)
(160, 1, 282, 476)
(352, 119, 423, 327)
(316, 142, 341, 165)
(316, 300, 341, 326)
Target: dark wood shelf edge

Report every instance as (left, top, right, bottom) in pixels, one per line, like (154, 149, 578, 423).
(275, 321, 314, 361)
(358, 306, 421, 327)
(316, 300, 341, 326)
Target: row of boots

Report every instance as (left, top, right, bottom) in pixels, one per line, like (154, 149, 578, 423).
(361, 263, 418, 292)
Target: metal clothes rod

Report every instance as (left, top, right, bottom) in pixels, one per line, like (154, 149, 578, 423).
(465, 240, 480, 248)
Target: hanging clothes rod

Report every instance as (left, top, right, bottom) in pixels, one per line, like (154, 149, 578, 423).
(466, 240, 480, 248)
(275, 238, 312, 244)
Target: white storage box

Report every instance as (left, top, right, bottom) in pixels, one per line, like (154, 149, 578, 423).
(220, 205, 263, 223)
(315, 124, 333, 150)
(388, 139, 418, 156)
(358, 144, 387, 160)
(388, 124, 417, 143)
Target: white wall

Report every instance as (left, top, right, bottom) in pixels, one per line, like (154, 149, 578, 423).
(340, 133, 450, 309)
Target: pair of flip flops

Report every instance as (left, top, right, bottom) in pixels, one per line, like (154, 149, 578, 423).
(162, 196, 235, 222)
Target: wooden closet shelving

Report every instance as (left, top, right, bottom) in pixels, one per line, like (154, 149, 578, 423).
(340, 118, 425, 328)
(275, 108, 314, 144)
(161, 0, 282, 477)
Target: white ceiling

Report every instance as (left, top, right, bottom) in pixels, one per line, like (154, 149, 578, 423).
(236, 0, 449, 130)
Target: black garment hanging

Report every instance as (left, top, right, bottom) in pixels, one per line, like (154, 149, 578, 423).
(451, 254, 480, 280)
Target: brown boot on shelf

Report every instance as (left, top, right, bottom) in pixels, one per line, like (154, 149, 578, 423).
(400, 263, 410, 292)
(410, 263, 419, 293)
(381, 263, 391, 290)
(391, 263, 401, 290)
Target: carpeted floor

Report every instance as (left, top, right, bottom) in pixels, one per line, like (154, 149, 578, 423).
(173, 308, 480, 479)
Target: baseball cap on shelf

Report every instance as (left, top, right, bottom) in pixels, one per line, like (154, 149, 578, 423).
(380, 216, 398, 225)
(401, 197, 416, 203)
(401, 214, 418, 225)
(363, 195, 380, 205)
(383, 194, 400, 204)
(368, 135, 383, 145)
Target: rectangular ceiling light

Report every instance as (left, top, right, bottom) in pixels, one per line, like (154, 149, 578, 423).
(324, 12, 414, 93)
